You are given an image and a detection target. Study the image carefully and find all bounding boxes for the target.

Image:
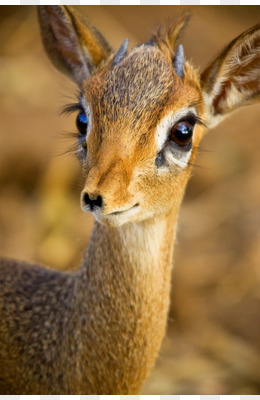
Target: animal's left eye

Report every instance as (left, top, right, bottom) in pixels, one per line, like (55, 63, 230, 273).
(169, 121, 194, 148)
(76, 110, 88, 135)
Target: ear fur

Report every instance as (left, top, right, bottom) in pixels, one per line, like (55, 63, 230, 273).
(201, 23, 260, 127)
(38, 6, 112, 86)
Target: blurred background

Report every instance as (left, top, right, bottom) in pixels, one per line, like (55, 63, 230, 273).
(0, 5, 259, 394)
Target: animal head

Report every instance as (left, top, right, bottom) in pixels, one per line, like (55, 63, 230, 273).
(38, 6, 259, 227)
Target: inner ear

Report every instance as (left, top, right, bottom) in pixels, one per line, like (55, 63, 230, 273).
(201, 23, 260, 125)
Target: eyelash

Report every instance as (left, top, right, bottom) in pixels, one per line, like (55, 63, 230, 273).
(62, 102, 83, 115)
(176, 113, 206, 128)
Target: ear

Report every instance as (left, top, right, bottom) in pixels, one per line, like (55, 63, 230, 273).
(201, 24, 260, 128)
(38, 6, 112, 86)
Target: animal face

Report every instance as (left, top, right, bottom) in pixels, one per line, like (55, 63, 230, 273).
(38, 6, 260, 226)
(77, 44, 204, 226)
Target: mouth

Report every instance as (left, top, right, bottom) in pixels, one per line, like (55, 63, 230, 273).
(93, 203, 140, 226)
(87, 203, 140, 227)
(108, 203, 140, 216)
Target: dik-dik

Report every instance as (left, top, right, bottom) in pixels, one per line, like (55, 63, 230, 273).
(0, 6, 259, 395)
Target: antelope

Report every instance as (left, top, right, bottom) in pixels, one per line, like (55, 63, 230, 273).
(0, 6, 259, 395)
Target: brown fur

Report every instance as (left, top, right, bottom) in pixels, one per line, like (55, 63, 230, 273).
(0, 7, 259, 394)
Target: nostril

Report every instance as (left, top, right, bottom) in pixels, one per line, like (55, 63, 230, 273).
(83, 192, 91, 206)
(95, 195, 103, 208)
(83, 192, 103, 211)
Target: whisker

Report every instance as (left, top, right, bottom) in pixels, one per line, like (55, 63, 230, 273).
(49, 129, 79, 158)
(197, 148, 214, 154)
(56, 145, 79, 158)
(56, 130, 78, 140)
(190, 162, 204, 169)
(187, 160, 204, 169)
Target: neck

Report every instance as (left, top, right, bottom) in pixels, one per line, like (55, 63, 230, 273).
(77, 208, 178, 394)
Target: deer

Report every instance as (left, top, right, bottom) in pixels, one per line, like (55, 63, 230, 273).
(0, 5, 259, 395)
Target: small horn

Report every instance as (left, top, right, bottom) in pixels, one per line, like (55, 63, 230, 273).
(113, 38, 129, 66)
(174, 44, 185, 79)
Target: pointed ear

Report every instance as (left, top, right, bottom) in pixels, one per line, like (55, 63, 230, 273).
(38, 6, 112, 86)
(201, 24, 260, 128)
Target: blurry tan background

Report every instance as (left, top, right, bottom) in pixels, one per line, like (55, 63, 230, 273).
(0, 5, 259, 395)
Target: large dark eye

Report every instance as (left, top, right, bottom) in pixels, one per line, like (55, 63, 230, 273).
(76, 110, 88, 135)
(169, 121, 194, 147)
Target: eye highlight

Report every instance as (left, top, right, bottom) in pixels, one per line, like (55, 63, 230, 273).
(76, 110, 88, 135)
(169, 121, 194, 148)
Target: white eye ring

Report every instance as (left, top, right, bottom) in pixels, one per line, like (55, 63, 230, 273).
(155, 107, 197, 169)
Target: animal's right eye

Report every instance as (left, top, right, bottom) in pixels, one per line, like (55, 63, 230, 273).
(76, 110, 88, 135)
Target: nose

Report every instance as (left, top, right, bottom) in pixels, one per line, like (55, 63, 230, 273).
(82, 192, 103, 211)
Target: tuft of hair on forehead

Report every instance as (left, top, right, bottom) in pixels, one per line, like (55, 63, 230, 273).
(151, 12, 200, 90)
(152, 12, 190, 57)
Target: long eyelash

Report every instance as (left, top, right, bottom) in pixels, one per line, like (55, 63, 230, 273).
(61, 103, 83, 115)
(195, 116, 207, 128)
(178, 113, 207, 128)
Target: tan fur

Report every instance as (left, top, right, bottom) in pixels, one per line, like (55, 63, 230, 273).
(0, 7, 259, 394)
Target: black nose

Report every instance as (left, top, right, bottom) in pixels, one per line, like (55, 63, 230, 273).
(83, 193, 103, 211)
